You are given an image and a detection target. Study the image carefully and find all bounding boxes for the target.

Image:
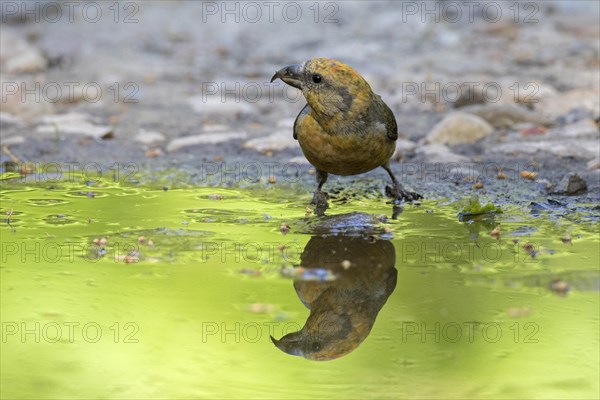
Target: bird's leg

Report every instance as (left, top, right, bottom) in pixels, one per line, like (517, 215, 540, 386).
(382, 163, 422, 202)
(310, 169, 329, 210)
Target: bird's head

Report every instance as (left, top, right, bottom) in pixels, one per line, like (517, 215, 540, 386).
(271, 58, 375, 119)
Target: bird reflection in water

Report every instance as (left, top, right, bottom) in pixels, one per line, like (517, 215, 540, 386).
(271, 229, 397, 361)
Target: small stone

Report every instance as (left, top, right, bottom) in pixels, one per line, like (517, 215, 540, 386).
(520, 171, 538, 180)
(587, 158, 600, 170)
(549, 119, 599, 139)
(268, 175, 276, 184)
(474, 181, 484, 189)
(0, 30, 47, 73)
(415, 144, 470, 164)
(279, 223, 290, 235)
(124, 254, 139, 264)
(394, 138, 418, 153)
(425, 112, 494, 145)
(288, 156, 310, 165)
(541, 89, 600, 120)
(520, 125, 547, 136)
(461, 103, 553, 129)
(145, 148, 162, 158)
(451, 83, 488, 108)
(497, 171, 507, 180)
(166, 132, 247, 152)
(36, 113, 113, 139)
(341, 260, 352, 270)
(202, 124, 230, 132)
(523, 242, 536, 256)
(243, 130, 297, 152)
(551, 173, 587, 195)
(1, 135, 25, 146)
(549, 280, 570, 296)
(276, 118, 295, 129)
(560, 236, 572, 245)
(134, 129, 166, 144)
(491, 226, 501, 240)
(0, 112, 24, 127)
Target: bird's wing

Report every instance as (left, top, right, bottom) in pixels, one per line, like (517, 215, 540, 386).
(293, 104, 311, 140)
(381, 100, 398, 141)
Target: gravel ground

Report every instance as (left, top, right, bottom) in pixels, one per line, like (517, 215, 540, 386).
(1, 0, 599, 206)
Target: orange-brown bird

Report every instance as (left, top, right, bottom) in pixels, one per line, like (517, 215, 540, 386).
(271, 58, 421, 207)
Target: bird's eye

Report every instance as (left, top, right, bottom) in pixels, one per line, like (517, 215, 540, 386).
(312, 74, 322, 83)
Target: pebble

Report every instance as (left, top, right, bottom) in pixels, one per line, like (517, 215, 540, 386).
(461, 103, 553, 129)
(166, 132, 247, 152)
(450, 83, 489, 108)
(551, 173, 588, 195)
(0, 29, 47, 73)
(0, 112, 23, 127)
(541, 89, 600, 120)
(288, 156, 310, 165)
(1, 135, 25, 146)
(36, 113, 113, 139)
(520, 171, 538, 180)
(415, 144, 470, 164)
(425, 112, 494, 145)
(548, 119, 599, 139)
(134, 129, 166, 144)
(279, 223, 290, 235)
(243, 130, 297, 152)
(144, 148, 162, 158)
(202, 124, 231, 132)
(549, 280, 570, 296)
(276, 119, 295, 129)
(587, 158, 600, 170)
(394, 138, 418, 155)
(490, 226, 501, 240)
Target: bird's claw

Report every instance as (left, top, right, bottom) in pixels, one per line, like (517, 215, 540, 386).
(386, 184, 422, 203)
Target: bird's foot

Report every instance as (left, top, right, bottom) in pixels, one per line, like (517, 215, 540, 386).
(386, 184, 422, 203)
(310, 190, 329, 215)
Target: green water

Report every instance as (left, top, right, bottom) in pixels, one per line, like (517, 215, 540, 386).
(1, 173, 598, 399)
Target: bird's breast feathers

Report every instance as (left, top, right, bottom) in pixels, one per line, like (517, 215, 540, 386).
(294, 106, 395, 176)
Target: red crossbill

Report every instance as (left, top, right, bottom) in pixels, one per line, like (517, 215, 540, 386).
(271, 233, 397, 361)
(271, 58, 421, 207)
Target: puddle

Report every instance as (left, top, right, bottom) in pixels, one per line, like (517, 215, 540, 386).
(1, 173, 598, 398)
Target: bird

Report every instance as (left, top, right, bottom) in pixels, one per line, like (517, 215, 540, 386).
(271, 58, 421, 208)
(271, 228, 397, 361)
